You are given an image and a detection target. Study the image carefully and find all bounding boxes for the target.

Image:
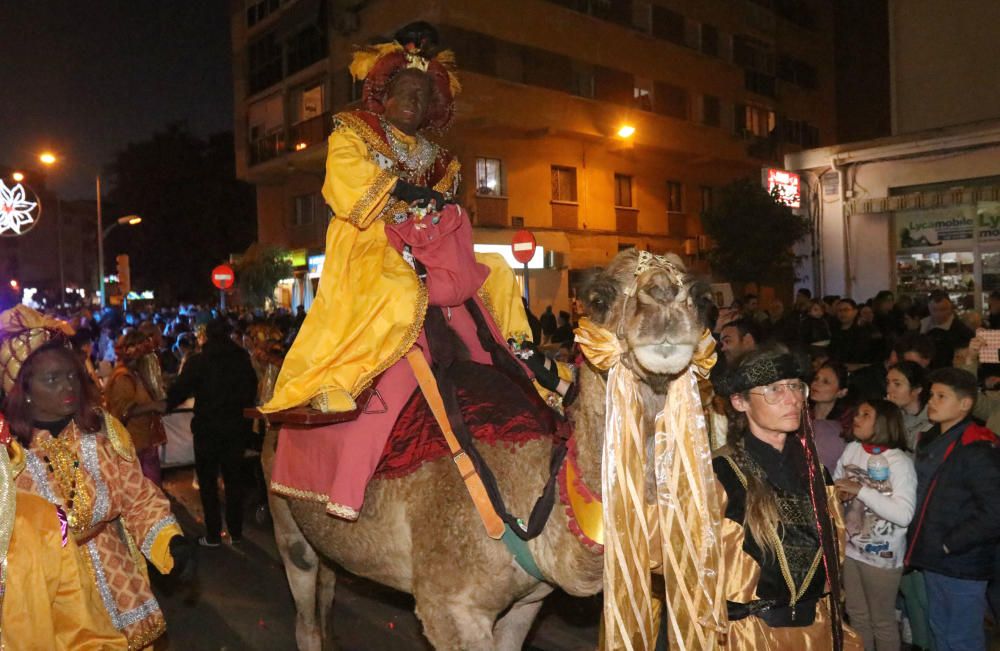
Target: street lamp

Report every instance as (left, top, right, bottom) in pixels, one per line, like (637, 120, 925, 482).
(37, 153, 65, 301)
(37, 153, 141, 308)
(617, 124, 636, 138)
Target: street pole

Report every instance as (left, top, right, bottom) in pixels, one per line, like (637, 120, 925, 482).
(523, 262, 530, 304)
(56, 198, 65, 306)
(96, 175, 105, 308)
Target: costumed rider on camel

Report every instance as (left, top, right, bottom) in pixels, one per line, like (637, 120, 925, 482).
(712, 346, 862, 650)
(261, 22, 570, 522)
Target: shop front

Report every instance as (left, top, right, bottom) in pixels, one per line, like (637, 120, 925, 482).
(894, 201, 1000, 311)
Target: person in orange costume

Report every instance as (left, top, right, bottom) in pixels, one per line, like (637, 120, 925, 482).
(0, 413, 128, 650)
(0, 306, 193, 650)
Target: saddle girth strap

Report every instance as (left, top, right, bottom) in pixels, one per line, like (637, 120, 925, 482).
(405, 349, 506, 540)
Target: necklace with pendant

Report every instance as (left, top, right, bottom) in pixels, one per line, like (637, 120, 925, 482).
(380, 117, 436, 178)
(39, 432, 92, 535)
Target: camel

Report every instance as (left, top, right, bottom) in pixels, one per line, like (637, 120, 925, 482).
(262, 249, 706, 650)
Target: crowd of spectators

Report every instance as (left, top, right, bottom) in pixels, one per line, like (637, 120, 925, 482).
(711, 287, 1000, 651)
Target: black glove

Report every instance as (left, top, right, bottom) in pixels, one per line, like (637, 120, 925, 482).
(168, 535, 197, 583)
(520, 344, 561, 392)
(391, 180, 446, 210)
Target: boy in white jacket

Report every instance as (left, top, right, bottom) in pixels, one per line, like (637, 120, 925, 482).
(835, 398, 917, 651)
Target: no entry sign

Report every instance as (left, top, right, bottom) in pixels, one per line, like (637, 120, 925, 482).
(211, 264, 235, 290)
(511, 230, 537, 265)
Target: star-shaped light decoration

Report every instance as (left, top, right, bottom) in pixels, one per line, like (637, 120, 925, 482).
(0, 180, 39, 236)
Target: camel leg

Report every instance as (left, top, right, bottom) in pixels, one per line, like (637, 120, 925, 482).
(414, 594, 496, 651)
(317, 560, 337, 650)
(262, 428, 326, 651)
(492, 583, 553, 651)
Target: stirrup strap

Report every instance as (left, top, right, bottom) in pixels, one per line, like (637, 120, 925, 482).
(406, 349, 505, 540)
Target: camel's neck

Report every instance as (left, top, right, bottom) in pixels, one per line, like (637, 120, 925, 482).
(565, 363, 608, 498)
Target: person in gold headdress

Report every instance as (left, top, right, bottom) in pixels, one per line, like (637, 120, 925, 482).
(712, 347, 862, 650)
(105, 331, 167, 485)
(0, 414, 128, 650)
(0, 305, 193, 650)
(262, 22, 531, 415)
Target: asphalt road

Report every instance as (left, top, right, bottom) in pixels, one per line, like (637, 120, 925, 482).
(153, 467, 600, 650)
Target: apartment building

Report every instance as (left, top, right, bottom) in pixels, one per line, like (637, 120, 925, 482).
(231, 0, 836, 312)
(785, 0, 1000, 308)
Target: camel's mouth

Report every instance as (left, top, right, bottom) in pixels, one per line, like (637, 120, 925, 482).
(632, 342, 696, 376)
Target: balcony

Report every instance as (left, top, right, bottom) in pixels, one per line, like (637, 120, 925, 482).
(615, 207, 638, 233)
(551, 202, 579, 229)
(250, 131, 286, 166)
(474, 195, 509, 227)
(288, 112, 333, 151)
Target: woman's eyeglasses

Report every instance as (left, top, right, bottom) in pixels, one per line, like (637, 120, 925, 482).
(749, 381, 809, 405)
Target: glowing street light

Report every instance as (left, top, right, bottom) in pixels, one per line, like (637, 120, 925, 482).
(11, 172, 24, 182)
(294, 142, 308, 151)
(617, 124, 636, 139)
(39, 152, 57, 166)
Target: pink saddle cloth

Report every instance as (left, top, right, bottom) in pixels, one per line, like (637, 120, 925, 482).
(269, 297, 529, 520)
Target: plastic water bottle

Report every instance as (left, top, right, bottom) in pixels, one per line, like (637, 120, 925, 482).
(867, 453, 890, 483)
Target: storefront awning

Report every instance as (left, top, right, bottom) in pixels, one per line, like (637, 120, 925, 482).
(848, 184, 1000, 215)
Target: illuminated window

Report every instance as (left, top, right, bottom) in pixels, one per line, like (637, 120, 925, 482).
(476, 158, 504, 196)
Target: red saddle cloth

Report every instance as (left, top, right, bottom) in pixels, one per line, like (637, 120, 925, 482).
(374, 360, 557, 479)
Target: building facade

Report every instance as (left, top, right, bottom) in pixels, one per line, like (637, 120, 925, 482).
(785, 0, 1000, 310)
(231, 0, 837, 313)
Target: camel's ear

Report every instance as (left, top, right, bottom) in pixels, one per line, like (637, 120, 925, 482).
(730, 393, 750, 414)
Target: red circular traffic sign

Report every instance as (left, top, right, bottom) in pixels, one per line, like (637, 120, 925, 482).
(511, 230, 537, 264)
(211, 264, 235, 290)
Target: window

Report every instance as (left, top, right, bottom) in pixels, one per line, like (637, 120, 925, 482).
(634, 78, 653, 111)
(783, 119, 820, 147)
(290, 83, 325, 124)
(246, 0, 281, 27)
(594, 66, 632, 105)
(700, 186, 713, 214)
(701, 24, 719, 56)
(666, 181, 683, 212)
(745, 69, 777, 98)
(571, 63, 595, 99)
(651, 6, 684, 44)
(777, 55, 818, 89)
(439, 26, 497, 77)
(248, 32, 283, 94)
(701, 94, 721, 127)
(732, 35, 775, 74)
(653, 81, 688, 119)
(551, 166, 578, 202)
(476, 158, 504, 195)
(736, 104, 777, 138)
(286, 25, 326, 76)
(293, 193, 324, 226)
(523, 47, 574, 94)
(614, 174, 633, 208)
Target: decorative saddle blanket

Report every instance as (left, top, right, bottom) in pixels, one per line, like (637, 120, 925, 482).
(269, 300, 561, 520)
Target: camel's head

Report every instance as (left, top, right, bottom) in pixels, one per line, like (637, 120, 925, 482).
(582, 249, 706, 389)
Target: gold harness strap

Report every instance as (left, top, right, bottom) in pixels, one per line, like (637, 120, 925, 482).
(405, 349, 505, 540)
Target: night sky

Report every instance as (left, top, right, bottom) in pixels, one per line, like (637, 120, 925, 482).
(1, 1, 233, 198)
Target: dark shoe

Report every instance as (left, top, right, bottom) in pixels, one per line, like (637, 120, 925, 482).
(198, 536, 221, 548)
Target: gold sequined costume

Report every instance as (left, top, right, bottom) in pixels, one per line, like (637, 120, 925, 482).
(14, 412, 181, 649)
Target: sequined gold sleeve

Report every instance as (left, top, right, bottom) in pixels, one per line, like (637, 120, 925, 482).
(322, 126, 398, 229)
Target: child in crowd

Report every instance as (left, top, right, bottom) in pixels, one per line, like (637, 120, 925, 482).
(906, 368, 1000, 651)
(835, 399, 916, 651)
(885, 361, 930, 452)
